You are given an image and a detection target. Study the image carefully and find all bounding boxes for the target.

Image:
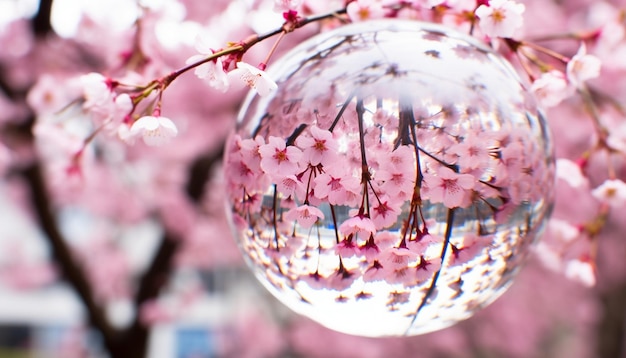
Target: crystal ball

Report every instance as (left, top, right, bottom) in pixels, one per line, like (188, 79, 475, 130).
(224, 20, 554, 337)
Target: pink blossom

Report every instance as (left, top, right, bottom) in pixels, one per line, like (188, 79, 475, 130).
(274, 0, 302, 12)
(339, 215, 377, 239)
(187, 55, 229, 93)
(414, 255, 441, 282)
(566, 44, 601, 88)
(424, 166, 475, 208)
(376, 162, 416, 201)
(449, 135, 492, 170)
(379, 247, 418, 269)
(531, 71, 571, 108)
(347, 0, 386, 22)
(475, 0, 525, 38)
(140, 299, 175, 325)
(591, 179, 626, 208)
(296, 126, 338, 166)
(358, 236, 381, 261)
(328, 266, 358, 291)
(229, 62, 278, 97)
(370, 198, 400, 229)
(564, 259, 596, 287)
(129, 115, 179, 146)
(335, 238, 359, 257)
(284, 204, 324, 228)
(80, 73, 132, 128)
(81, 72, 114, 109)
(0, 259, 57, 290)
(363, 260, 386, 282)
(301, 271, 327, 289)
(313, 166, 360, 206)
(448, 234, 493, 266)
(276, 174, 304, 197)
(386, 265, 416, 286)
(27, 74, 79, 115)
(259, 136, 302, 177)
(406, 233, 443, 255)
(607, 122, 626, 153)
(556, 158, 587, 188)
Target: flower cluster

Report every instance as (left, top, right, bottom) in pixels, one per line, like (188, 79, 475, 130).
(224, 25, 554, 334)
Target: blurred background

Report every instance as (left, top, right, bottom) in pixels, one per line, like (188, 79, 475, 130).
(0, 0, 625, 357)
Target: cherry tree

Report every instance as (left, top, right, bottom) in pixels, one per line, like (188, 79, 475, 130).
(0, 0, 625, 357)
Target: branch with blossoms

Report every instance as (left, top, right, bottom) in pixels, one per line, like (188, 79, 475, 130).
(65, 0, 623, 289)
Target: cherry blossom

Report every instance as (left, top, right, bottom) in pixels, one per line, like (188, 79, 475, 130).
(531, 71, 571, 108)
(475, 0, 525, 38)
(187, 55, 230, 93)
(81, 72, 115, 110)
(555, 158, 587, 188)
(327, 266, 359, 291)
(229, 62, 278, 97)
(80, 73, 132, 128)
(259, 136, 302, 178)
(338, 215, 377, 239)
(26, 74, 80, 115)
(379, 247, 418, 269)
(591, 179, 626, 208)
(423, 166, 475, 208)
(566, 44, 601, 88)
(346, 0, 386, 22)
(449, 134, 492, 170)
(370, 197, 401, 229)
(284, 204, 324, 228)
(129, 115, 179, 146)
(607, 122, 626, 153)
(564, 258, 596, 287)
(274, 0, 303, 12)
(313, 166, 361, 206)
(6, 1, 625, 355)
(276, 174, 304, 198)
(335, 237, 359, 257)
(296, 126, 338, 166)
(414, 255, 441, 282)
(358, 236, 381, 261)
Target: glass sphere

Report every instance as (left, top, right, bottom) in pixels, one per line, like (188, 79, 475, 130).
(224, 20, 554, 337)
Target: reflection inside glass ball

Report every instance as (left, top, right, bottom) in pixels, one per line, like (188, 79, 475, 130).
(224, 20, 554, 337)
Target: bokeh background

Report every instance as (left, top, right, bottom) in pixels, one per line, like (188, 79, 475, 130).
(1, 0, 625, 357)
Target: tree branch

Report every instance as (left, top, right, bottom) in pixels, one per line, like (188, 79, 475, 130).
(32, 0, 54, 37)
(597, 284, 626, 358)
(185, 144, 225, 204)
(22, 162, 119, 350)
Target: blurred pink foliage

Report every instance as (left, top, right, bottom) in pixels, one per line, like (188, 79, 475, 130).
(0, 0, 625, 357)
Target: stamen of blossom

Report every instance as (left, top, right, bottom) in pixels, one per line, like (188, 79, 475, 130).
(229, 62, 278, 97)
(129, 115, 179, 146)
(475, 0, 525, 38)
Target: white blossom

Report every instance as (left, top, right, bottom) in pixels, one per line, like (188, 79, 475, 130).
(566, 44, 602, 88)
(229, 62, 278, 97)
(129, 115, 179, 146)
(475, 0, 525, 38)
